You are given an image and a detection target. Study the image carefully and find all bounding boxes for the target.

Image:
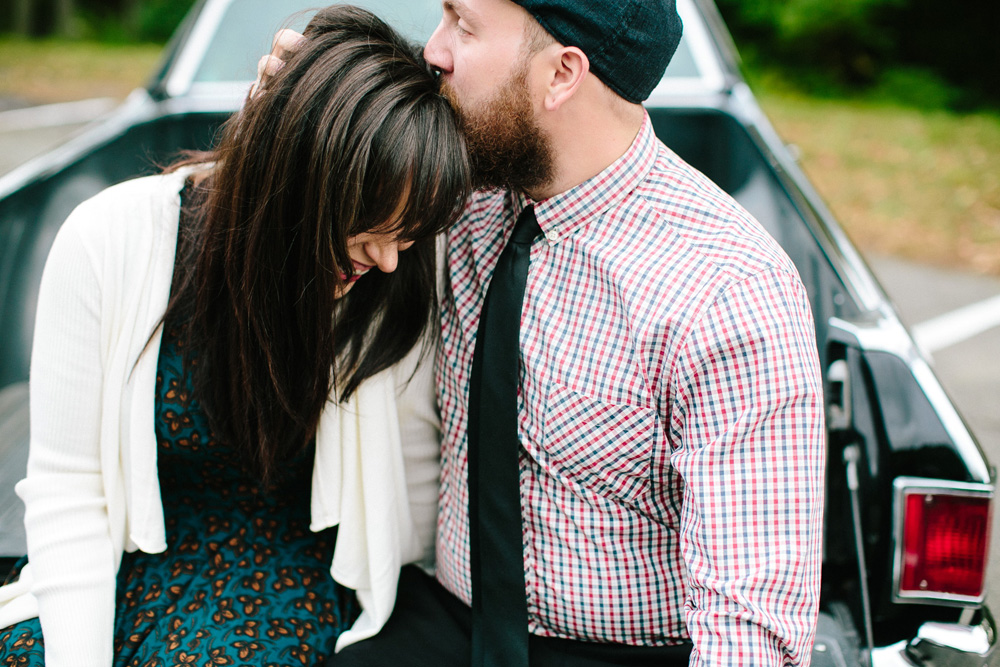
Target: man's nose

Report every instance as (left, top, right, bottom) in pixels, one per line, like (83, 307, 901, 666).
(423, 21, 453, 74)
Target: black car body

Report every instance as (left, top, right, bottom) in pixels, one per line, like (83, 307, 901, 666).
(0, 0, 995, 664)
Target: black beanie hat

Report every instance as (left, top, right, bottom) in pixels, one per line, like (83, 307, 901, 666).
(512, 0, 683, 104)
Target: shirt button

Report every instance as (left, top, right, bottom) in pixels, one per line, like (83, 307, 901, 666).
(545, 230, 559, 244)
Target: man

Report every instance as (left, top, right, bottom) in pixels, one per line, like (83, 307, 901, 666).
(263, 1, 825, 664)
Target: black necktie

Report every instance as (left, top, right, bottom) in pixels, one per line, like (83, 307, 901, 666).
(468, 205, 541, 667)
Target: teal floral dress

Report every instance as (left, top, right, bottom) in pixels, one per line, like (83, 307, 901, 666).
(0, 310, 359, 667)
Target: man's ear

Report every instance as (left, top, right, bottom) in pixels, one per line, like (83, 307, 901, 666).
(542, 46, 589, 112)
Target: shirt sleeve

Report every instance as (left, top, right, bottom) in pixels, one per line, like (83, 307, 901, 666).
(667, 267, 826, 666)
(15, 209, 118, 667)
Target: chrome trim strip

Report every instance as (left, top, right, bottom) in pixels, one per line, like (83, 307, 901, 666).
(909, 358, 992, 483)
(162, 0, 233, 99)
(872, 610, 1000, 666)
(828, 316, 992, 484)
(870, 641, 914, 667)
(890, 477, 995, 606)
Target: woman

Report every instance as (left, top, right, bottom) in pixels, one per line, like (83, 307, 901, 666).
(0, 5, 469, 666)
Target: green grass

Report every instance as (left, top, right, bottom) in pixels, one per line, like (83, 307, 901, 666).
(754, 84, 1000, 275)
(0, 37, 162, 104)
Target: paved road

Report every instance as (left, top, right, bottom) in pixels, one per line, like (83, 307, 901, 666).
(2, 105, 999, 624)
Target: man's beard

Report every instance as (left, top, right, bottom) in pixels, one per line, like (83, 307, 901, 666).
(441, 62, 554, 193)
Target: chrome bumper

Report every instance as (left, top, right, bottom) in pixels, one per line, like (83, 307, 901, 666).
(872, 608, 999, 667)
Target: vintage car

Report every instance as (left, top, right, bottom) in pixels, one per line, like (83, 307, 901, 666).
(0, 0, 995, 664)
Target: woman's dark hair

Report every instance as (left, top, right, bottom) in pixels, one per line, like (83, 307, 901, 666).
(163, 5, 470, 482)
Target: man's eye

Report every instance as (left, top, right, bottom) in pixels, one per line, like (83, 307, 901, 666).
(456, 22, 471, 36)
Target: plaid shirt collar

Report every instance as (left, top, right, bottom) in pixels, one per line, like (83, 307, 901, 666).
(513, 111, 658, 243)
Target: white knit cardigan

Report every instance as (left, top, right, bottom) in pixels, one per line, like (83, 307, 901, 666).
(0, 169, 441, 666)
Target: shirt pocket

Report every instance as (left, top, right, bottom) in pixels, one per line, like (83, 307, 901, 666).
(539, 381, 659, 506)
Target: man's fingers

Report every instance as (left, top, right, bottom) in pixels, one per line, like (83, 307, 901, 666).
(250, 29, 306, 100)
(250, 55, 283, 99)
(257, 54, 284, 80)
(271, 28, 307, 60)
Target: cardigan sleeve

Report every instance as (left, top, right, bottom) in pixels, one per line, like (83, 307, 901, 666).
(393, 343, 441, 568)
(16, 207, 118, 667)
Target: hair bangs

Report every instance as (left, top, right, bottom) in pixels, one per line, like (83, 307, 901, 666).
(401, 97, 471, 240)
(360, 94, 470, 245)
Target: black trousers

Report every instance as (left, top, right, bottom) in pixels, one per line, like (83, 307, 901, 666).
(329, 566, 692, 667)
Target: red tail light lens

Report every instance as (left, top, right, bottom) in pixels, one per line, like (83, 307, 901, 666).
(895, 478, 993, 604)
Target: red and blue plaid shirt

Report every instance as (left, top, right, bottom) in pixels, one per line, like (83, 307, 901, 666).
(434, 112, 825, 665)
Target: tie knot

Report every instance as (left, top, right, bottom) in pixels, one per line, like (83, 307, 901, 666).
(510, 206, 542, 246)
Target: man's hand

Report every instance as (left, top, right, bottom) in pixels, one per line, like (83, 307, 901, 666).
(249, 28, 307, 99)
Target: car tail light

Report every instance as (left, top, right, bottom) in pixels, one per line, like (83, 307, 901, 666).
(893, 477, 994, 605)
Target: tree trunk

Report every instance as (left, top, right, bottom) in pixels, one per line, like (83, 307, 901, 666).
(122, 0, 142, 37)
(12, 0, 32, 35)
(53, 0, 77, 37)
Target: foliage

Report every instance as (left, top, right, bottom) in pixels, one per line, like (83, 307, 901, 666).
(716, 0, 1000, 109)
(890, 0, 1000, 109)
(135, 0, 195, 42)
(717, 0, 902, 83)
(0, 0, 196, 44)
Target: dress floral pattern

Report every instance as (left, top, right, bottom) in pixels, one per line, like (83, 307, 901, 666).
(0, 324, 359, 666)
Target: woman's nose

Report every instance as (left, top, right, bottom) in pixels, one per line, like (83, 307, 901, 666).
(365, 239, 413, 274)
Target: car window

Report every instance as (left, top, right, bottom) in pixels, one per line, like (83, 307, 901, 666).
(661, 38, 697, 79)
(194, 0, 447, 83)
(192, 0, 701, 84)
